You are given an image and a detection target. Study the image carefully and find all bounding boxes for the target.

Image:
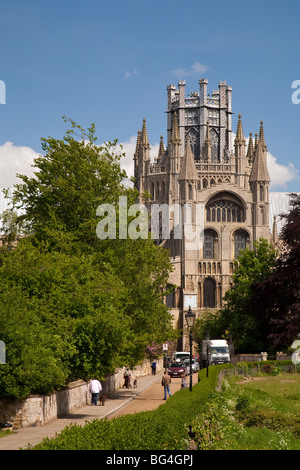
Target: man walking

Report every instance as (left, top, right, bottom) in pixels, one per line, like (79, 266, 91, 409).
(161, 371, 172, 400)
(88, 378, 102, 406)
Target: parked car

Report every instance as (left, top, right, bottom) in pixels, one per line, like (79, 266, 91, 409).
(167, 362, 187, 378)
(183, 358, 200, 374)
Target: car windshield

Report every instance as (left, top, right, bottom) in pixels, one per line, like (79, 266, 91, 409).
(211, 347, 228, 354)
(170, 362, 185, 368)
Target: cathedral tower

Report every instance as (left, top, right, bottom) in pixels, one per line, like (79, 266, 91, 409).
(133, 79, 271, 350)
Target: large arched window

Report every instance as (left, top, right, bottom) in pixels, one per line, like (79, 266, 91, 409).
(203, 278, 216, 308)
(203, 229, 218, 259)
(206, 193, 245, 223)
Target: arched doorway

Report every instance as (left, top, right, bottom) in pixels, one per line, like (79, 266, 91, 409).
(203, 278, 216, 308)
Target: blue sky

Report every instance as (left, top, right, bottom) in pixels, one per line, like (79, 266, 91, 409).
(0, 0, 300, 191)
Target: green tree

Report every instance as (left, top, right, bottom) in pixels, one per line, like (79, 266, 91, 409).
(11, 117, 128, 251)
(218, 239, 277, 352)
(249, 193, 300, 350)
(0, 119, 176, 398)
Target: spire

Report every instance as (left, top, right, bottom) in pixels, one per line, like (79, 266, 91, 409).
(249, 140, 270, 183)
(179, 137, 198, 181)
(246, 132, 254, 163)
(259, 120, 267, 151)
(134, 130, 141, 158)
(158, 135, 165, 160)
(235, 114, 245, 143)
(170, 112, 180, 143)
(141, 118, 150, 147)
(253, 132, 258, 155)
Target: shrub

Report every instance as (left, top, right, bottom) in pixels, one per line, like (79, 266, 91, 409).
(30, 366, 224, 450)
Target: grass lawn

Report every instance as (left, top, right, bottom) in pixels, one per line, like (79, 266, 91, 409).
(210, 373, 300, 450)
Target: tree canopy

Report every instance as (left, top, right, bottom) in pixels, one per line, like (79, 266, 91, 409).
(248, 193, 300, 350)
(0, 118, 176, 399)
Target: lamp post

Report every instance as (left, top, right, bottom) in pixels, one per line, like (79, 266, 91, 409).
(205, 332, 210, 377)
(185, 306, 196, 392)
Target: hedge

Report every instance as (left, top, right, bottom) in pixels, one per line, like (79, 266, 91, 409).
(29, 366, 230, 450)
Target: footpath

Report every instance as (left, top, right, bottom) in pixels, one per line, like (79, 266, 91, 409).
(0, 372, 193, 451)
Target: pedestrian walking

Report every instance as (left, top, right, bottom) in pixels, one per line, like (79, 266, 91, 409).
(181, 376, 188, 389)
(151, 361, 157, 375)
(161, 371, 172, 400)
(123, 368, 132, 389)
(88, 378, 102, 406)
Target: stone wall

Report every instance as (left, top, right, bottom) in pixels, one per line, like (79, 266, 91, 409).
(230, 352, 268, 364)
(0, 358, 163, 429)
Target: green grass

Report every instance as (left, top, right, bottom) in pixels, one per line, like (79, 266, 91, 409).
(190, 372, 300, 450)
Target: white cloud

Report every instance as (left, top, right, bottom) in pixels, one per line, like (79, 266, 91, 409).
(170, 61, 209, 79)
(125, 69, 139, 79)
(0, 141, 39, 188)
(267, 153, 297, 190)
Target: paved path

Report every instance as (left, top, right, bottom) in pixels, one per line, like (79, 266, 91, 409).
(0, 373, 198, 450)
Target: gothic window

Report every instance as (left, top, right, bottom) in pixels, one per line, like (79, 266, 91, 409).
(165, 284, 175, 308)
(234, 230, 248, 258)
(203, 229, 217, 259)
(186, 128, 199, 159)
(150, 183, 154, 199)
(203, 278, 216, 308)
(259, 206, 265, 225)
(206, 199, 244, 223)
(210, 129, 219, 162)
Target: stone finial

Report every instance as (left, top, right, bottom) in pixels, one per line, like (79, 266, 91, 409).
(235, 113, 245, 143)
(259, 120, 267, 151)
(141, 118, 150, 148)
(158, 135, 165, 160)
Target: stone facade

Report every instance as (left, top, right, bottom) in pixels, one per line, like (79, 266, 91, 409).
(134, 79, 273, 349)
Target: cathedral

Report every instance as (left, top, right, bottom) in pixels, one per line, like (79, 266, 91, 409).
(134, 78, 275, 348)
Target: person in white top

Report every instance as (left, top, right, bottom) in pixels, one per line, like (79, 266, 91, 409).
(88, 379, 102, 406)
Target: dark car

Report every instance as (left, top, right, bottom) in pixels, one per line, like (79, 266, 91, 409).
(167, 362, 187, 378)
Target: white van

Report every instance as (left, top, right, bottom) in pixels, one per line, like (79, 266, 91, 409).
(173, 351, 191, 362)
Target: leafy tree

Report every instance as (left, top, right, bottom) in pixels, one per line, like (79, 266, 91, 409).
(0, 119, 176, 397)
(10, 117, 128, 251)
(249, 194, 300, 350)
(218, 239, 277, 352)
(192, 309, 224, 352)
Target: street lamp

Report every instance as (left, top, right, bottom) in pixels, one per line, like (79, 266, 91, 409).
(185, 306, 196, 391)
(205, 332, 210, 377)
